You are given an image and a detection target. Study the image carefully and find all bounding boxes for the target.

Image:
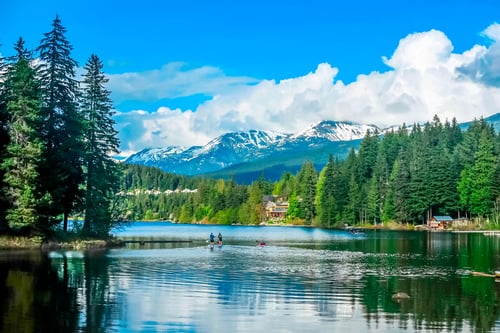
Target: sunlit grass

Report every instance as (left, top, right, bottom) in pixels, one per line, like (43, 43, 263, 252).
(0, 236, 43, 249)
(0, 235, 121, 250)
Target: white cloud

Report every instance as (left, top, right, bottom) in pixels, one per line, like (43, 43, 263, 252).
(114, 25, 500, 155)
(458, 23, 500, 86)
(108, 62, 258, 102)
(482, 22, 500, 42)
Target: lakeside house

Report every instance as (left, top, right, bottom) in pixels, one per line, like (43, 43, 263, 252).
(263, 195, 289, 223)
(428, 216, 454, 230)
(427, 216, 472, 230)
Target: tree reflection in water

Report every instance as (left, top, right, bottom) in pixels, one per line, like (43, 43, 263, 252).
(0, 230, 499, 332)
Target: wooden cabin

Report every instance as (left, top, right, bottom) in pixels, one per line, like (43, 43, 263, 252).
(428, 216, 454, 230)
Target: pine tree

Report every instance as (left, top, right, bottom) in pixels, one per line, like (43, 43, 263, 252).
(37, 16, 84, 230)
(296, 161, 317, 224)
(457, 119, 497, 219)
(407, 124, 432, 223)
(468, 130, 497, 217)
(317, 155, 337, 227)
(390, 150, 411, 223)
(356, 129, 379, 185)
(80, 54, 121, 236)
(0, 45, 9, 229)
(345, 173, 360, 224)
(1, 38, 44, 231)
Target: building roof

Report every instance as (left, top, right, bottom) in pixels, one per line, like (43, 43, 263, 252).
(433, 216, 453, 221)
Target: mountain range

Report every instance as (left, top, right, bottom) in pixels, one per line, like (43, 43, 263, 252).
(124, 113, 500, 183)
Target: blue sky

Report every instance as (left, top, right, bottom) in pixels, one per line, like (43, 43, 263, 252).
(2, 0, 500, 155)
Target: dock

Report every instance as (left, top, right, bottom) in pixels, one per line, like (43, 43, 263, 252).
(483, 231, 500, 236)
(119, 240, 193, 244)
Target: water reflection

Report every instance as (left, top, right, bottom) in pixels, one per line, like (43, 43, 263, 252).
(0, 227, 499, 332)
(0, 251, 80, 333)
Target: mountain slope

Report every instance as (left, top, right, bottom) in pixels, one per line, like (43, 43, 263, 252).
(124, 120, 378, 176)
(124, 113, 500, 182)
(200, 138, 363, 183)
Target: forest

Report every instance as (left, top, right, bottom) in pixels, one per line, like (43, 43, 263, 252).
(0, 16, 121, 237)
(121, 115, 500, 228)
(1, 17, 500, 239)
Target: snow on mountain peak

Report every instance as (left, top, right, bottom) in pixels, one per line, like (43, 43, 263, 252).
(292, 120, 378, 141)
(123, 119, 379, 175)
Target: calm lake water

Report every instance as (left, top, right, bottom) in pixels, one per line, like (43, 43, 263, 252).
(1, 222, 500, 333)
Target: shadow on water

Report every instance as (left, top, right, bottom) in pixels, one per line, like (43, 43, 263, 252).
(0, 251, 80, 333)
(0, 225, 499, 332)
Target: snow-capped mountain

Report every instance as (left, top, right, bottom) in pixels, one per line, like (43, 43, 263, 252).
(124, 120, 379, 175)
(290, 120, 377, 142)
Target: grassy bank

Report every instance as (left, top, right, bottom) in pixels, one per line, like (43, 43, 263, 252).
(0, 236, 44, 250)
(0, 235, 122, 251)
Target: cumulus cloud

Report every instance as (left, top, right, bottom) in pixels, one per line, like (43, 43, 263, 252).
(458, 22, 500, 86)
(113, 24, 500, 155)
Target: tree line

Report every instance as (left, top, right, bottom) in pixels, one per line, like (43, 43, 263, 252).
(0, 16, 121, 237)
(122, 115, 500, 227)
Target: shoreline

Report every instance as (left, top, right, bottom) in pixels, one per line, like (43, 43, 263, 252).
(1, 222, 498, 251)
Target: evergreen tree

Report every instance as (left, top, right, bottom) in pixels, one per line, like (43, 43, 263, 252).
(241, 178, 267, 224)
(457, 119, 497, 219)
(345, 173, 360, 224)
(1, 38, 44, 231)
(317, 155, 337, 227)
(296, 161, 317, 224)
(37, 16, 84, 230)
(367, 144, 390, 224)
(80, 54, 121, 236)
(0, 45, 9, 229)
(389, 151, 411, 223)
(467, 130, 497, 217)
(273, 172, 293, 197)
(407, 124, 431, 223)
(356, 129, 379, 185)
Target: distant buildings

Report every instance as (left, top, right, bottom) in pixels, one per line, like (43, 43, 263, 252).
(116, 188, 198, 196)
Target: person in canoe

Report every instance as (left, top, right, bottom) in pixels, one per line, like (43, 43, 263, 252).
(209, 232, 215, 247)
(217, 232, 223, 246)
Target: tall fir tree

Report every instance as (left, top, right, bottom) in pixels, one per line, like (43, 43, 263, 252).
(296, 161, 317, 224)
(467, 130, 498, 217)
(316, 155, 337, 227)
(389, 150, 412, 223)
(37, 16, 84, 230)
(457, 119, 497, 219)
(80, 54, 121, 236)
(0, 45, 9, 229)
(1, 38, 44, 231)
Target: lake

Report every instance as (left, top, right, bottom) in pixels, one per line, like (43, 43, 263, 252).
(1, 222, 500, 332)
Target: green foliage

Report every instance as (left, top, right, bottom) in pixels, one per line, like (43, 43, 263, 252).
(1, 38, 44, 231)
(0, 17, 122, 238)
(37, 15, 84, 230)
(80, 54, 122, 236)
